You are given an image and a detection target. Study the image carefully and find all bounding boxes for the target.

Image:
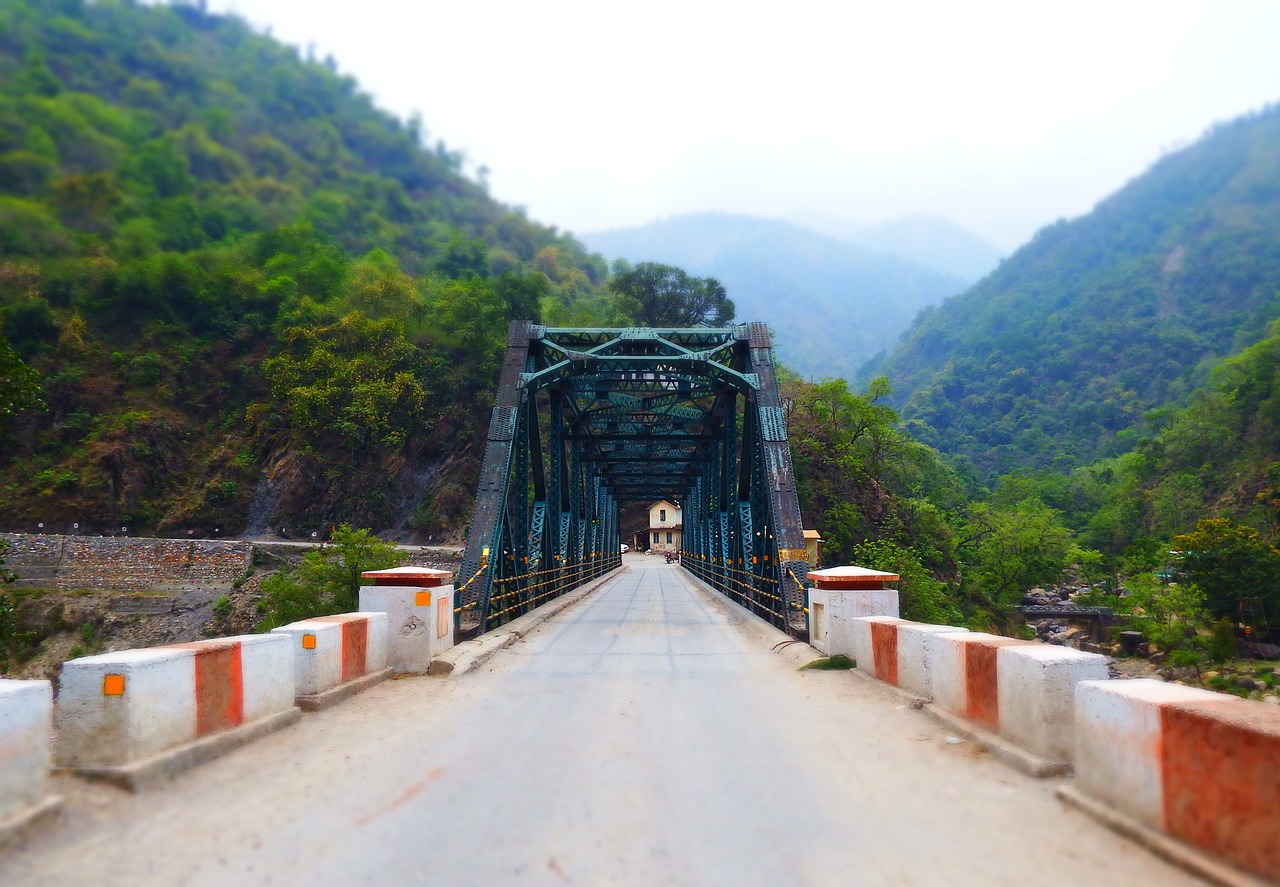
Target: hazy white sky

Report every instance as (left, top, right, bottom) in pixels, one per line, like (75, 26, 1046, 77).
(208, 0, 1280, 252)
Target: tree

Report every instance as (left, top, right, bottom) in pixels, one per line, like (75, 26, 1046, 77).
(256, 525, 404, 629)
(432, 232, 490, 280)
(851, 539, 963, 625)
(0, 536, 17, 587)
(0, 333, 44, 435)
(263, 312, 429, 449)
(494, 270, 546, 323)
(608, 262, 734, 327)
(1114, 572, 1211, 668)
(0, 538, 36, 669)
(1172, 518, 1280, 619)
(960, 499, 1073, 614)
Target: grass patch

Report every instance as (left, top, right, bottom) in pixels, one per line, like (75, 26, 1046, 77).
(801, 654, 855, 670)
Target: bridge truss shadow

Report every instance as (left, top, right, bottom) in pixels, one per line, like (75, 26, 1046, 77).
(458, 322, 809, 635)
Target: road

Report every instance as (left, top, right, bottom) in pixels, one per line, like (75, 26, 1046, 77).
(1, 559, 1200, 886)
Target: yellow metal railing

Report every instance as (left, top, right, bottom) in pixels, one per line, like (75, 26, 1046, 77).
(482, 554, 620, 625)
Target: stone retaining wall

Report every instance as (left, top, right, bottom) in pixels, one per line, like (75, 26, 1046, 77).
(1, 534, 251, 593)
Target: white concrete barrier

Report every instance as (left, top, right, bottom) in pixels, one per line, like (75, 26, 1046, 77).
(360, 567, 455, 674)
(896, 623, 970, 697)
(272, 612, 389, 709)
(929, 632, 1035, 731)
(995, 644, 1108, 762)
(806, 566, 899, 657)
(849, 617, 970, 692)
(0, 679, 58, 837)
(847, 619, 1107, 776)
(1071, 679, 1280, 883)
(56, 635, 298, 788)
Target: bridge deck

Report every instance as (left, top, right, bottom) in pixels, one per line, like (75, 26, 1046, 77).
(2, 559, 1198, 885)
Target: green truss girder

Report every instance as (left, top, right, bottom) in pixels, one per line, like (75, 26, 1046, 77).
(458, 322, 808, 634)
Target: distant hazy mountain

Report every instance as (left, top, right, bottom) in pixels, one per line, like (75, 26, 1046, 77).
(865, 103, 1280, 478)
(786, 210, 1004, 282)
(580, 214, 966, 384)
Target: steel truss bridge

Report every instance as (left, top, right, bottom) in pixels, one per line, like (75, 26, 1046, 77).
(457, 322, 809, 635)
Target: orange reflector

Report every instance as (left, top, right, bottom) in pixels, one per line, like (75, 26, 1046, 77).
(103, 674, 125, 696)
(302, 634, 317, 650)
(415, 591, 432, 606)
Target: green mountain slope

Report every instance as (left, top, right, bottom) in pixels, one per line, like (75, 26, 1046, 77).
(867, 103, 1280, 479)
(1065, 319, 1280, 553)
(582, 213, 965, 384)
(0, 1, 1153, 642)
(0, 0, 612, 538)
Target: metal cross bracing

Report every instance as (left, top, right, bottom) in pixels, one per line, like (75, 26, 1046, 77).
(457, 322, 810, 635)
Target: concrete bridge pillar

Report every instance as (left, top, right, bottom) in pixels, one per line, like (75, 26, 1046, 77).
(805, 566, 899, 657)
(359, 567, 455, 675)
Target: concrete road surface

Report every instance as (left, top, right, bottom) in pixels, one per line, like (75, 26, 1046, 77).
(1, 561, 1202, 886)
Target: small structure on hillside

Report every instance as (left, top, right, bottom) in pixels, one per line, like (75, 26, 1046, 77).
(804, 529, 824, 568)
(648, 500, 682, 553)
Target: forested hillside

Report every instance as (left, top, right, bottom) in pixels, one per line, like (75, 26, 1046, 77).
(0, 0, 999, 631)
(5, 1, 1279, 662)
(867, 104, 1280, 479)
(582, 213, 965, 384)
(0, 0, 617, 538)
(1049, 319, 1280, 557)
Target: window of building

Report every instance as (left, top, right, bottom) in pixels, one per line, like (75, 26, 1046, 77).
(652, 532, 659, 545)
(666, 532, 673, 543)
(660, 508, 667, 522)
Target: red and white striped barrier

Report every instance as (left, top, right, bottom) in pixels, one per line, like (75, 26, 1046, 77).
(854, 630, 1110, 775)
(929, 632, 1036, 730)
(850, 616, 907, 683)
(848, 619, 1108, 772)
(272, 612, 389, 708)
(849, 617, 969, 694)
(56, 635, 297, 787)
(1072, 679, 1280, 883)
(0, 679, 58, 834)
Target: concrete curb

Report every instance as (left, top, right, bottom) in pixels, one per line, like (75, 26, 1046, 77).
(0, 795, 62, 848)
(66, 707, 302, 792)
(840, 666, 1071, 778)
(921, 703, 1071, 778)
(677, 568, 824, 668)
(296, 668, 391, 713)
(1056, 786, 1270, 887)
(428, 567, 625, 677)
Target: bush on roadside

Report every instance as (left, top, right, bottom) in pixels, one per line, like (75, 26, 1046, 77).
(255, 524, 403, 630)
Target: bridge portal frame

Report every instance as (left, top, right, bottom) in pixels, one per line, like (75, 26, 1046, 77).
(457, 322, 809, 635)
